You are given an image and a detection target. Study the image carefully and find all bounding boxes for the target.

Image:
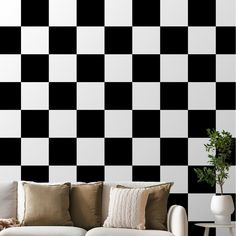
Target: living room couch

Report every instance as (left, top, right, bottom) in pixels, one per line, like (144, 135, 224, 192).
(0, 181, 188, 236)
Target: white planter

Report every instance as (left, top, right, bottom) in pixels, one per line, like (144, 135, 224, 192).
(210, 195, 235, 224)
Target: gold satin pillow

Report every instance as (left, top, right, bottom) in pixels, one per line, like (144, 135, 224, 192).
(23, 183, 73, 226)
(117, 183, 173, 230)
(70, 182, 103, 230)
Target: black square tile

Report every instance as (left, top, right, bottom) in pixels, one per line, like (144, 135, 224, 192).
(77, 166, 104, 182)
(0, 138, 21, 165)
(49, 82, 76, 110)
(77, 110, 104, 137)
(21, 166, 49, 182)
(0, 83, 21, 109)
(189, 222, 215, 236)
(21, 0, 48, 26)
(133, 55, 160, 82)
(160, 138, 188, 165)
(77, 55, 104, 82)
(0, 27, 21, 54)
(188, 0, 215, 26)
(133, 0, 160, 26)
(188, 166, 216, 193)
(216, 82, 236, 110)
(216, 27, 236, 54)
(188, 55, 216, 82)
(133, 110, 160, 137)
(188, 110, 216, 138)
(77, 0, 104, 26)
(21, 55, 48, 82)
(132, 166, 160, 181)
(49, 27, 76, 54)
(161, 82, 188, 109)
(160, 27, 188, 54)
(105, 27, 132, 54)
(21, 110, 49, 137)
(49, 138, 76, 165)
(168, 194, 188, 213)
(105, 82, 132, 110)
(105, 138, 132, 165)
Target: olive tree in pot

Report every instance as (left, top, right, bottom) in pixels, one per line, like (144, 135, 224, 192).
(194, 129, 235, 224)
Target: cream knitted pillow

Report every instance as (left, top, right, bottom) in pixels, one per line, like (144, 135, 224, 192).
(103, 187, 150, 230)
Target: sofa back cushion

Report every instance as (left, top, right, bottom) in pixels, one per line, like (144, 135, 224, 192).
(22, 182, 73, 226)
(0, 181, 17, 218)
(101, 182, 169, 223)
(70, 182, 103, 230)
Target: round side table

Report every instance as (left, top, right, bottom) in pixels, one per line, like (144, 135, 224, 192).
(195, 223, 236, 236)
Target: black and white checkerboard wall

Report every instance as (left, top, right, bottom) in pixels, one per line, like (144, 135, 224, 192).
(0, 0, 235, 235)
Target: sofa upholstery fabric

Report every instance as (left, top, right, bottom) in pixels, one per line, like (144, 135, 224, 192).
(86, 227, 174, 236)
(0, 227, 86, 236)
(0, 181, 17, 218)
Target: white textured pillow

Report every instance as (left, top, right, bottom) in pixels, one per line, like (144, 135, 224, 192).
(103, 187, 150, 230)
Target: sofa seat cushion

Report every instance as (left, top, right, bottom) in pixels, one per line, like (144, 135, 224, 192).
(86, 227, 174, 236)
(0, 226, 86, 236)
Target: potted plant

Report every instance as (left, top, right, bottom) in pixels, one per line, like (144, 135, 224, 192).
(194, 129, 235, 224)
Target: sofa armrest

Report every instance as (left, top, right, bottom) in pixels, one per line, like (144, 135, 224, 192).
(167, 205, 188, 236)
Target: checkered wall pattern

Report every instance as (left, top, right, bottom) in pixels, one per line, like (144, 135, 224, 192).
(0, 0, 235, 235)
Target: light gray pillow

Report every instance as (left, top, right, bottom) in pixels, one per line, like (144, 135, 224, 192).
(0, 182, 17, 218)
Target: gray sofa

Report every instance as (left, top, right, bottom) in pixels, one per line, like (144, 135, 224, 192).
(0, 181, 188, 236)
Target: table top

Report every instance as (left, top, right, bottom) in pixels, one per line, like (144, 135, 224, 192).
(195, 222, 236, 228)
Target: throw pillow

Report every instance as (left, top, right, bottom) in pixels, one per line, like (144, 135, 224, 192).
(22, 182, 73, 226)
(117, 183, 173, 230)
(103, 187, 150, 230)
(70, 182, 103, 230)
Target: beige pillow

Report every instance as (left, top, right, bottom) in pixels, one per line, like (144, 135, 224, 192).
(70, 182, 103, 230)
(117, 183, 173, 230)
(22, 182, 73, 226)
(103, 187, 150, 230)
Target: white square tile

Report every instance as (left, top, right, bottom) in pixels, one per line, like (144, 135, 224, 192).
(77, 83, 104, 110)
(21, 138, 49, 165)
(105, 110, 132, 137)
(0, 0, 21, 26)
(0, 55, 21, 82)
(216, 55, 236, 82)
(77, 138, 104, 165)
(188, 138, 212, 166)
(161, 0, 188, 26)
(160, 111, 188, 137)
(77, 27, 104, 54)
(216, 167, 236, 194)
(133, 138, 160, 165)
(133, 27, 160, 54)
(216, 110, 236, 137)
(49, 110, 76, 137)
(188, 194, 214, 221)
(21, 27, 49, 54)
(49, 55, 77, 82)
(105, 55, 132, 82)
(49, 166, 77, 182)
(105, 0, 132, 26)
(0, 111, 21, 137)
(133, 83, 160, 110)
(160, 55, 188, 82)
(188, 27, 216, 54)
(21, 83, 49, 110)
(105, 166, 132, 181)
(0, 166, 21, 181)
(49, 0, 76, 26)
(216, 0, 236, 26)
(160, 166, 188, 193)
(188, 83, 216, 110)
